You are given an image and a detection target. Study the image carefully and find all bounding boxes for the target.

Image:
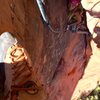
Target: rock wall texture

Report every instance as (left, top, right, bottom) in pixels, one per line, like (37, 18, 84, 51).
(71, 0, 100, 99)
(0, 0, 89, 100)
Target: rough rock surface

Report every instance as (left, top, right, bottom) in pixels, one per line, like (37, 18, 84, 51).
(0, 0, 89, 100)
(71, 0, 100, 99)
(71, 39, 100, 100)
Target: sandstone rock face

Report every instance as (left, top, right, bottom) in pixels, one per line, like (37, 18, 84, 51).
(0, 0, 88, 100)
(71, 0, 100, 99)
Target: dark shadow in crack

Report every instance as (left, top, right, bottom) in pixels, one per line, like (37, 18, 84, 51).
(0, 63, 5, 100)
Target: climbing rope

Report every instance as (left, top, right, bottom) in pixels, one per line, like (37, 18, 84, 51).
(5, 44, 38, 100)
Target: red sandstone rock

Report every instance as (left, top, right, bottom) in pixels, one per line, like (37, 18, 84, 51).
(0, 0, 90, 100)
